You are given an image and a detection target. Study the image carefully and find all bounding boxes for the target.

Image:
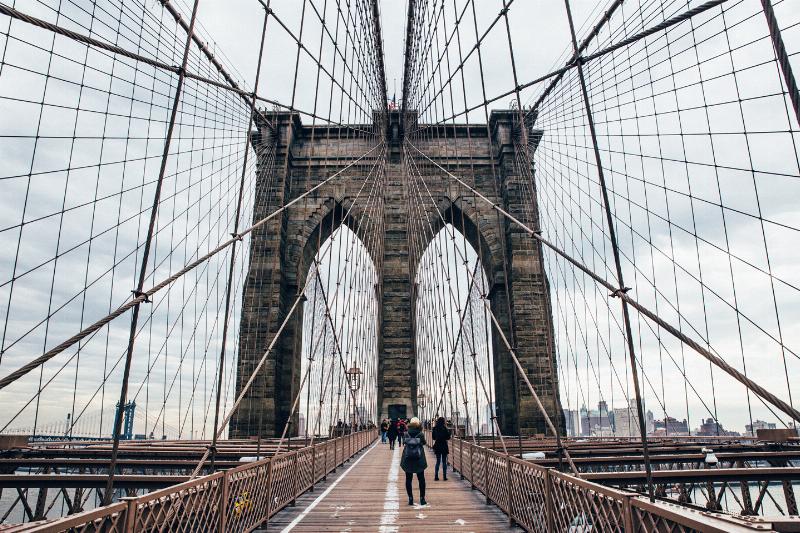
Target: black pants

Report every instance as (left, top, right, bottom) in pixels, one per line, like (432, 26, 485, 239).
(388, 435, 396, 449)
(405, 471, 426, 499)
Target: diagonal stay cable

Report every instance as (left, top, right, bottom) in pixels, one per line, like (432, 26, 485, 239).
(406, 139, 800, 425)
(0, 142, 383, 391)
(404, 142, 577, 474)
(187, 143, 387, 477)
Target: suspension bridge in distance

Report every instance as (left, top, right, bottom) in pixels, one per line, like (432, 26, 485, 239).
(0, 0, 799, 530)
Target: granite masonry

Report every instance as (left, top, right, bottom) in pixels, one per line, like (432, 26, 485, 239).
(229, 110, 563, 438)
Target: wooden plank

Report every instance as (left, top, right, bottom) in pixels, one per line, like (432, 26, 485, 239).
(266, 441, 521, 532)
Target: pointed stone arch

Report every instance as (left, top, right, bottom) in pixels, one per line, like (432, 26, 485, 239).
(232, 110, 562, 438)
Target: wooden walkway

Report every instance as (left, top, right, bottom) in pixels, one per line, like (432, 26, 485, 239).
(266, 441, 522, 532)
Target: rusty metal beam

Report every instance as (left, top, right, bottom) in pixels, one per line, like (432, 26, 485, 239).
(585, 467, 800, 484)
(0, 474, 190, 490)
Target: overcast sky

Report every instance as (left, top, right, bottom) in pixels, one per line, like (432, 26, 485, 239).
(0, 0, 798, 439)
(176, 0, 800, 434)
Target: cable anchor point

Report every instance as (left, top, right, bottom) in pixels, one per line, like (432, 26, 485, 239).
(131, 290, 152, 303)
(609, 287, 631, 298)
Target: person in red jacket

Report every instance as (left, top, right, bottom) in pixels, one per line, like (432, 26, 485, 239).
(397, 418, 407, 447)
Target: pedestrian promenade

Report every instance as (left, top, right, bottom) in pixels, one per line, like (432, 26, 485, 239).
(267, 441, 521, 532)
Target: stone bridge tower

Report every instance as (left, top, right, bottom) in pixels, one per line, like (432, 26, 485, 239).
(230, 110, 562, 438)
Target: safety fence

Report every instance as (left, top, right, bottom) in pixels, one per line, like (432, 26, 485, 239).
(445, 435, 792, 532)
(23, 429, 377, 532)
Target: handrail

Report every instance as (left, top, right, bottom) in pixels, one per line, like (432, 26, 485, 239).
(24, 429, 377, 533)
(436, 434, 792, 532)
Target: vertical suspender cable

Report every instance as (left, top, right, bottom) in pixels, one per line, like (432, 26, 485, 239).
(103, 0, 202, 505)
(561, 0, 654, 501)
(210, 1, 272, 471)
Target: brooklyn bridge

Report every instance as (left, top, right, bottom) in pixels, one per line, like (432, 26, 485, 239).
(0, 0, 799, 530)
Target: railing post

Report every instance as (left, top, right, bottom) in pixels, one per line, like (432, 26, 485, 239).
(310, 443, 316, 492)
(264, 459, 274, 528)
(290, 452, 299, 507)
(121, 496, 137, 533)
(622, 494, 635, 531)
(470, 443, 476, 489)
(460, 439, 465, 480)
(218, 472, 229, 533)
(506, 455, 516, 527)
(333, 435, 338, 471)
(323, 439, 329, 481)
(484, 447, 490, 505)
(544, 469, 554, 533)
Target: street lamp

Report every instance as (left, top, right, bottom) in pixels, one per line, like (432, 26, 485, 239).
(345, 366, 362, 392)
(418, 391, 426, 427)
(345, 367, 362, 429)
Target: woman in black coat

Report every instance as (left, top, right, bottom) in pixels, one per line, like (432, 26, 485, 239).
(387, 418, 399, 450)
(400, 417, 427, 506)
(431, 416, 451, 481)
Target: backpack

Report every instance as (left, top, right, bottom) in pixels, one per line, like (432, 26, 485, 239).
(404, 435, 423, 461)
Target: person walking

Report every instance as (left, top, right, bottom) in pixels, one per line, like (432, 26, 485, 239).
(397, 418, 407, 447)
(387, 418, 398, 450)
(400, 417, 427, 506)
(380, 419, 389, 444)
(431, 416, 451, 481)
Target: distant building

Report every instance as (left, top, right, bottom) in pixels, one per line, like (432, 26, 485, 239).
(652, 416, 690, 436)
(563, 409, 580, 437)
(695, 418, 740, 437)
(580, 401, 613, 436)
(592, 426, 616, 437)
(613, 399, 643, 438)
(298, 414, 306, 437)
(483, 403, 496, 433)
(745, 420, 777, 436)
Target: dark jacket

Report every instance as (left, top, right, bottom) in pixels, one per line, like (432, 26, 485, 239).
(400, 428, 427, 473)
(387, 421, 398, 438)
(431, 425, 451, 455)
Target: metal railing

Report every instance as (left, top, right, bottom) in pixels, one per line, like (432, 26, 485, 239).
(442, 435, 797, 532)
(24, 429, 376, 532)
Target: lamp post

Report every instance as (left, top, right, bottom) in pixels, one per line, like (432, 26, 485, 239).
(345, 366, 362, 430)
(418, 391, 426, 427)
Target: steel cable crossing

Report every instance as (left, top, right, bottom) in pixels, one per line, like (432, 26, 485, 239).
(0, 0, 389, 512)
(0, 0, 799, 523)
(400, 0, 800, 504)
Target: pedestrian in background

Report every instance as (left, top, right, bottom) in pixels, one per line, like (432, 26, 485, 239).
(432, 416, 451, 481)
(380, 419, 389, 444)
(387, 418, 398, 450)
(397, 418, 407, 447)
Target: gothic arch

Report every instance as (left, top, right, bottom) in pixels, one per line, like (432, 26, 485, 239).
(232, 109, 561, 438)
(411, 197, 501, 288)
(294, 197, 381, 293)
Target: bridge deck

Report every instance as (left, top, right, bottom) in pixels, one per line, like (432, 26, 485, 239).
(267, 441, 521, 532)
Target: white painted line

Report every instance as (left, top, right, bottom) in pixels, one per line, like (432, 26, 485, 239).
(378, 445, 401, 533)
(280, 442, 378, 533)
